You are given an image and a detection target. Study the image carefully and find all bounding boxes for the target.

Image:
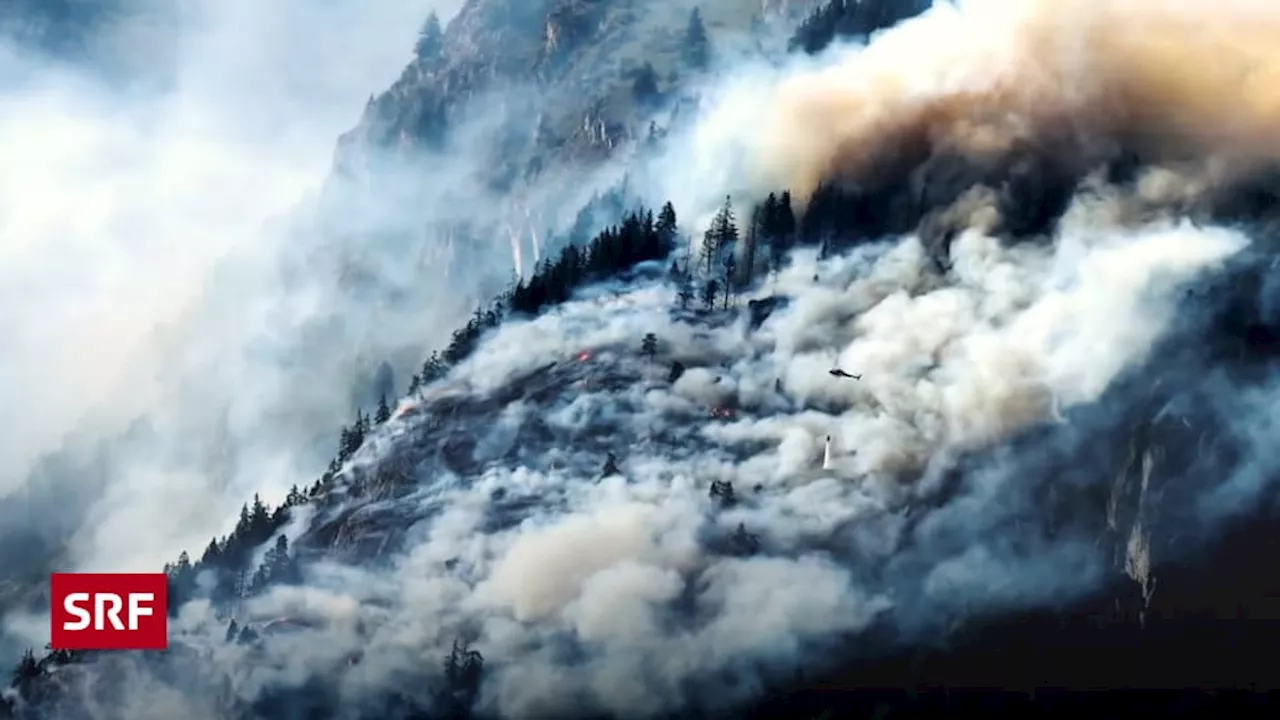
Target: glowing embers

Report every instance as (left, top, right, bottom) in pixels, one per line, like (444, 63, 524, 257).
(390, 399, 421, 421)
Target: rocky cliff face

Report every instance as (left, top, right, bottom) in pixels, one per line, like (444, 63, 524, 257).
(327, 0, 819, 283)
(337, 0, 804, 174)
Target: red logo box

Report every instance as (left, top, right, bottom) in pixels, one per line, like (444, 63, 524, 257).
(50, 573, 168, 651)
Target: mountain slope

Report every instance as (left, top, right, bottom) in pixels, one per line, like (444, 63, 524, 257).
(8, 1, 1280, 719)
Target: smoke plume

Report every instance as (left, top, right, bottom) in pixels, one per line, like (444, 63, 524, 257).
(752, 0, 1280, 202)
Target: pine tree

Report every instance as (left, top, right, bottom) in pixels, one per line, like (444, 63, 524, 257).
(632, 61, 659, 104)
(701, 225, 719, 274)
(338, 425, 353, 463)
(703, 279, 719, 310)
(415, 11, 443, 61)
(251, 534, 300, 592)
(233, 503, 251, 541)
(683, 7, 710, 70)
(249, 494, 271, 541)
(641, 333, 658, 360)
(269, 534, 300, 584)
(656, 201, 678, 249)
(731, 522, 761, 555)
(375, 394, 392, 424)
(676, 275, 694, 310)
(712, 195, 739, 252)
(722, 255, 736, 309)
(11, 649, 40, 688)
(758, 190, 798, 274)
(742, 202, 762, 286)
(200, 537, 221, 566)
(777, 191, 796, 239)
(602, 453, 621, 477)
(420, 351, 447, 385)
(442, 638, 485, 710)
(702, 195, 739, 275)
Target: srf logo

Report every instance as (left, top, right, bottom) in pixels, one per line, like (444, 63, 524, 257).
(50, 573, 168, 650)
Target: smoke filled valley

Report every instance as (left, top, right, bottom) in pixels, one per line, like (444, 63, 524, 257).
(5, 0, 1280, 718)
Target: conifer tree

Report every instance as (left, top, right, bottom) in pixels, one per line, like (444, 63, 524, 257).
(415, 11, 443, 61)
(420, 351, 447, 385)
(11, 649, 39, 688)
(632, 62, 659, 104)
(677, 276, 694, 310)
(657, 201, 678, 247)
(641, 333, 658, 360)
(683, 7, 710, 69)
(200, 537, 221, 565)
(249, 494, 271, 539)
(741, 203, 762, 286)
(602, 453, 621, 477)
(722, 254, 737, 308)
(701, 225, 719, 274)
(712, 195, 738, 251)
(703, 279, 719, 310)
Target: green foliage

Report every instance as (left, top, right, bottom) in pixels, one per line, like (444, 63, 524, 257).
(789, 0, 930, 55)
(509, 204, 675, 316)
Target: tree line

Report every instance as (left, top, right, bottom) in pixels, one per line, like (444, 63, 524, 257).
(671, 190, 799, 312)
(789, 0, 932, 55)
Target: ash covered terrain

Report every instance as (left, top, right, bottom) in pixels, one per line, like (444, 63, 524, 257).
(4, 0, 1280, 718)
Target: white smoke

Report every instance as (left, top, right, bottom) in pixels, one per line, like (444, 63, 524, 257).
(119, 192, 1243, 719)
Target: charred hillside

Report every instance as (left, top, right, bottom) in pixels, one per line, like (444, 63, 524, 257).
(9, 153, 1280, 718)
